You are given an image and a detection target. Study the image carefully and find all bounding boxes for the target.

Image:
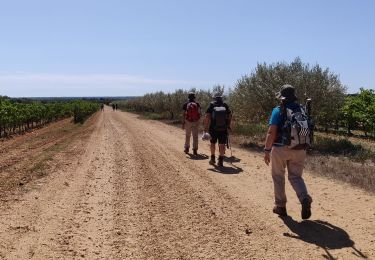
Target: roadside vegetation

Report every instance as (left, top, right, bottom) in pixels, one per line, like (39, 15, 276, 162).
(118, 58, 375, 192)
(0, 97, 99, 138)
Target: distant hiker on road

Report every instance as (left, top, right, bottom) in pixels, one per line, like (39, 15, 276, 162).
(112, 104, 116, 111)
(115, 104, 118, 110)
(204, 92, 232, 167)
(100, 103, 104, 111)
(182, 92, 201, 155)
(264, 84, 313, 219)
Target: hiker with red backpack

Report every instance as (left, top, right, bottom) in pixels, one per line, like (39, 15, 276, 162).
(264, 84, 313, 219)
(204, 92, 232, 167)
(182, 92, 201, 155)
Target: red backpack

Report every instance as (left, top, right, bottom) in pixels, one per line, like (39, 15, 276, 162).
(186, 102, 200, 122)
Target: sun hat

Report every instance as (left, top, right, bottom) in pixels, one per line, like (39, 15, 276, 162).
(275, 84, 297, 101)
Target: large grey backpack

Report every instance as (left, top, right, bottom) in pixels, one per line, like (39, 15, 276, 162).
(281, 105, 313, 149)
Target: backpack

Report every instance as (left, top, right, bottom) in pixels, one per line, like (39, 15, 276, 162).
(186, 102, 200, 122)
(212, 104, 228, 131)
(281, 104, 314, 149)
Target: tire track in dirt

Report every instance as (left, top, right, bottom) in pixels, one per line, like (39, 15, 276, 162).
(55, 111, 117, 259)
(110, 111, 374, 259)
(0, 108, 373, 259)
(0, 111, 116, 259)
(109, 112, 312, 259)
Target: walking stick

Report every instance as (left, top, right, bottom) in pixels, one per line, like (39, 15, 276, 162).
(226, 133, 233, 158)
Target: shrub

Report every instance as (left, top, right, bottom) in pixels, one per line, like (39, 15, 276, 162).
(313, 136, 375, 162)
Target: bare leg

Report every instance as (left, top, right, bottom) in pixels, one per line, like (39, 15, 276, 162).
(210, 143, 216, 156)
(219, 144, 225, 156)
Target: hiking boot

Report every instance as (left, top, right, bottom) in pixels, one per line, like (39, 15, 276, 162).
(273, 206, 287, 217)
(301, 197, 312, 220)
(193, 149, 198, 155)
(184, 147, 189, 154)
(218, 156, 224, 167)
(209, 155, 216, 165)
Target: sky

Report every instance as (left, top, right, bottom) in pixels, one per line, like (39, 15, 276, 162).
(0, 0, 374, 97)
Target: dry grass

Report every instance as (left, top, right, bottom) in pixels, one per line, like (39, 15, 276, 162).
(230, 134, 375, 193)
(306, 155, 375, 193)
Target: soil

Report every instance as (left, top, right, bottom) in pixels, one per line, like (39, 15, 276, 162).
(0, 107, 373, 259)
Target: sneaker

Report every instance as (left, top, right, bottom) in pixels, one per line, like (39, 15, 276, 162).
(273, 206, 287, 217)
(301, 197, 312, 220)
(193, 149, 198, 155)
(209, 155, 216, 165)
(218, 156, 224, 167)
(184, 147, 189, 154)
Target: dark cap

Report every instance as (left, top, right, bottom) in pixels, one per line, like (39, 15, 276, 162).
(188, 92, 196, 101)
(276, 84, 297, 100)
(212, 92, 223, 99)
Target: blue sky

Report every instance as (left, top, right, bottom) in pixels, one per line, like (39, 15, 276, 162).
(0, 0, 374, 97)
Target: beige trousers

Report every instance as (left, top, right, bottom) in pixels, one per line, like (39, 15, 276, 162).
(271, 146, 310, 207)
(184, 120, 199, 150)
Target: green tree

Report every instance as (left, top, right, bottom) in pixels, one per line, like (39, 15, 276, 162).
(229, 58, 347, 127)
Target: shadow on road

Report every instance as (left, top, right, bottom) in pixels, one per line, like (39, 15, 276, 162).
(187, 153, 209, 160)
(208, 164, 243, 174)
(281, 216, 368, 259)
(223, 156, 241, 163)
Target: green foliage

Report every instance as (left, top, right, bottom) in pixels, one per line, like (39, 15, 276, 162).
(229, 57, 346, 126)
(72, 100, 99, 123)
(118, 58, 373, 140)
(341, 88, 375, 136)
(118, 86, 222, 121)
(0, 99, 99, 137)
(234, 123, 267, 137)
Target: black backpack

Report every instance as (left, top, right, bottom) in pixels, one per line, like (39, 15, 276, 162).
(211, 103, 228, 131)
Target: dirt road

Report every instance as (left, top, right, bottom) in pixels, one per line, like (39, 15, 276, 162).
(0, 108, 374, 259)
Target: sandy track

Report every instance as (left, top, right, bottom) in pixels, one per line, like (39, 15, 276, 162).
(0, 108, 373, 259)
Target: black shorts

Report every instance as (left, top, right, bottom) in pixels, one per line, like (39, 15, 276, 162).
(209, 131, 228, 144)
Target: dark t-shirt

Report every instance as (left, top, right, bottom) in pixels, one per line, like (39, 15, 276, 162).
(206, 101, 231, 114)
(206, 101, 231, 131)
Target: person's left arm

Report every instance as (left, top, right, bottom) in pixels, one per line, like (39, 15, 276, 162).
(204, 104, 213, 132)
(226, 104, 232, 131)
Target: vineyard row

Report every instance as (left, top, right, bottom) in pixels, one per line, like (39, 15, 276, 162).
(0, 99, 99, 138)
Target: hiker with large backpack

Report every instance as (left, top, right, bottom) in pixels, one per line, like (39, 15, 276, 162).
(204, 92, 232, 167)
(264, 84, 313, 219)
(182, 92, 201, 155)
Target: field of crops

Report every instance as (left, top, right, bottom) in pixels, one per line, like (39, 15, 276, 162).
(0, 97, 99, 138)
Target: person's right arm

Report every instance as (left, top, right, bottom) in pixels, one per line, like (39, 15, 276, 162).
(204, 103, 213, 132)
(264, 108, 279, 165)
(264, 125, 277, 165)
(182, 103, 186, 129)
(204, 113, 211, 132)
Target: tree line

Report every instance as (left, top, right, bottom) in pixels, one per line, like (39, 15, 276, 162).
(119, 58, 374, 137)
(0, 96, 99, 138)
